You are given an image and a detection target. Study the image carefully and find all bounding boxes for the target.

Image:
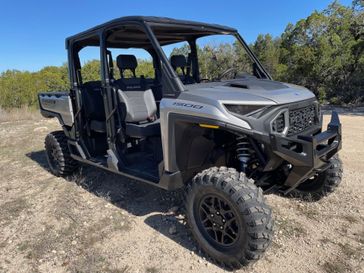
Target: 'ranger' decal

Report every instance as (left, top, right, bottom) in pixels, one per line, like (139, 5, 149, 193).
(42, 98, 56, 106)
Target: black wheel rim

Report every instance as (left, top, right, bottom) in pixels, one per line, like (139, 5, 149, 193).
(197, 194, 239, 247)
(46, 144, 60, 171)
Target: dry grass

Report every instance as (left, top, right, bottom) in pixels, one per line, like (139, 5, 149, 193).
(296, 204, 320, 220)
(0, 197, 28, 224)
(358, 230, 364, 244)
(145, 267, 160, 273)
(275, 218, 307, 238)
(322, 260, 352, 273)
(342, 214, 359, 224)
(338, 242, 358, 259)
(0, 106, 41, 122)
(0, 114, 363, 273)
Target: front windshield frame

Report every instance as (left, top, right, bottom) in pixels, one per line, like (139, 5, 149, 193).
(144, 21, 272, 94)
(145, 22, 272, 91)
(193, 33, 255, 81)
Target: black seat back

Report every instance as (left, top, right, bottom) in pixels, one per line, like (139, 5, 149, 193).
(170, 55, 187, 75)
(81, 81, 105, 121)
(170, 55, 195, 84)
(115, 54, 148, 91)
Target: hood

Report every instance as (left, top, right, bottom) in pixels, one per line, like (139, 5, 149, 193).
(181, 77, 316, 105)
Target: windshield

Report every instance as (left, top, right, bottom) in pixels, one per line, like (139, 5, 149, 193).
(160, 33, 257, 84)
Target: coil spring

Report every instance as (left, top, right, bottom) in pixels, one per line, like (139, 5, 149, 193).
(236, 135, 252, 172)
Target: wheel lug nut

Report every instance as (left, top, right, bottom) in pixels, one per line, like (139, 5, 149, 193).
(213, 223, 216, 226)
(211, 214, 214, 217)
(220, 226, 223, 230)
(222, 219, 226, 223)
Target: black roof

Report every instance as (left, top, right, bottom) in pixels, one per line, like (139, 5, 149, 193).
(66, 16, 237, 47)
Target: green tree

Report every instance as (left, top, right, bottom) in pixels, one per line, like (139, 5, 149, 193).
(81, 60, 101, 82)
(278, 1, 364, 103)
(252, 34, 282, 78)
(0, 1, 363, 109)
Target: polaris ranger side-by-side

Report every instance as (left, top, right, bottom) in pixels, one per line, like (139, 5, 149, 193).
(38, 16, 342, 268)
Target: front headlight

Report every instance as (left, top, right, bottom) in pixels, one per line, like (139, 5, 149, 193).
(224, 104, 264, 116)
(270, 109, 289, 135)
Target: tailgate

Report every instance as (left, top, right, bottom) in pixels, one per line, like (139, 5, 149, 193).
(38, 92, 74, 126)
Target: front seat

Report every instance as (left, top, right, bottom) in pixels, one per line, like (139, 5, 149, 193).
(114, 54, 160, 138)
(170, 55, 195, 84)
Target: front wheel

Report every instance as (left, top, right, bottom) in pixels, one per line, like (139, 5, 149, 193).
(185, 167, 273, 269)
(290, 155, 343, 201)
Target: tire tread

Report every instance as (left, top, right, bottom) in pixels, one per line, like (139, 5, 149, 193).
(45, 131, 79, 176)
(185, 167, 273, 269)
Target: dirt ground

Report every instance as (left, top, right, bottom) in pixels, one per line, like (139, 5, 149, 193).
(0, 113, 363, 273)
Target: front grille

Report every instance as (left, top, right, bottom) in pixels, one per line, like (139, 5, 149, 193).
(287, 104, 317, 136)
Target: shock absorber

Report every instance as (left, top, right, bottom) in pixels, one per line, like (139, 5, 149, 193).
(236, 135, 252, 173)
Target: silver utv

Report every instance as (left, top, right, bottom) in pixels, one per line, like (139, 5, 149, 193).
(38, 16, 342, 269)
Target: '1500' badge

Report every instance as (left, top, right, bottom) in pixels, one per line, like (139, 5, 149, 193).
(173, 102, 204, 109)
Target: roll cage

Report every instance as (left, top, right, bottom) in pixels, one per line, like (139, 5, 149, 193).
(66, 16, 271, 93)
(64, 16, 271, 169)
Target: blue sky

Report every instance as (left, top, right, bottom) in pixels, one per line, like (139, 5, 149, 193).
(0, 0, 352, 72)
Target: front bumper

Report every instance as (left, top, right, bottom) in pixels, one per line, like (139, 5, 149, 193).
(270, 111, 342, 193)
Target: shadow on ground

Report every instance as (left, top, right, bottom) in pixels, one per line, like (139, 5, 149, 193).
(26, 150, 221, 269)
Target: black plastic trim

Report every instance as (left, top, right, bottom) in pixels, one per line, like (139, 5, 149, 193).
(270, 111, 342, 193)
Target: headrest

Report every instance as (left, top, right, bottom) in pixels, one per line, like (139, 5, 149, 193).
(117, 54, 138, 70)
(170, 55, 186, 69)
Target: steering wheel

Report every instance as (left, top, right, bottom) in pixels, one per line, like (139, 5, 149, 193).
(218, 67, 238, 80)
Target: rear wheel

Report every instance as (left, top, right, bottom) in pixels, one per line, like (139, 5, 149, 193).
(290, 155, 343, 201)
(185, 167, 273, 269)
(45, 131, 79, 177)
